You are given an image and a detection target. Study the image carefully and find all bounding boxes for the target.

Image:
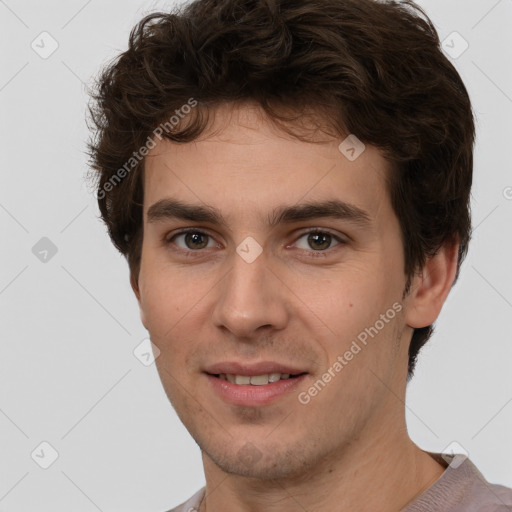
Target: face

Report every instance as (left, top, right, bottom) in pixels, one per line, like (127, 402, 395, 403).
(134, 102, 414, 480)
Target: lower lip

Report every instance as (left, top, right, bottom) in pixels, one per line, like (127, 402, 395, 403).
(205, 373, 307, 406)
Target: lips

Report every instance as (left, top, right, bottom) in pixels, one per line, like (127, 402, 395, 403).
(204, 361, 307, 377)
(205, 371, 307, 406)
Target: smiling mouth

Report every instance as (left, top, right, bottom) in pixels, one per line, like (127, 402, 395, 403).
(209, 373, 306, 385)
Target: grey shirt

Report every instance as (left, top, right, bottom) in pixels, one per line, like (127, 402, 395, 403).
(166, 453, 512, 512)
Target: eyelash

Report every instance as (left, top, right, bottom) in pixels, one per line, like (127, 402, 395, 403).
(164, 228, 347, 258)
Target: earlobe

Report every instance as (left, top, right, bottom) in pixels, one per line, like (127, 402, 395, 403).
(405, 238, 459, 329)
(130, 273, 148, 329)
(130, 272, 141, 302)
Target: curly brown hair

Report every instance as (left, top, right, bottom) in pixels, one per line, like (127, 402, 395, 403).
(87, 0, 475, 380)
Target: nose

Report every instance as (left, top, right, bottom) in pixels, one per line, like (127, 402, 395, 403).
(211, 247, 290, 339)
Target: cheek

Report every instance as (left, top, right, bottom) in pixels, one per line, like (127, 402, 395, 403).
(306, 270, 402, 361)
(138, 258, 216, 355)
(311, 264, 390, 318)
(138, 262, 185, 337)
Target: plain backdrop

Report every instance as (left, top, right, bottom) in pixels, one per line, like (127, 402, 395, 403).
(0, 0, 511, 510)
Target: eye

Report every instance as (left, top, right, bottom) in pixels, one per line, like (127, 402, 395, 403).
(294, 230, 343, 252)
(165, 228, 346, 256)
(167, 230, 217, 251)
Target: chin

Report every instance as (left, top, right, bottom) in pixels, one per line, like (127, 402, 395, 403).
(207, 450, 299, 479)
(200, 438, 327, 481)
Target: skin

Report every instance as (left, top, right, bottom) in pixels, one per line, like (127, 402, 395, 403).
(131, 102, 458, 512)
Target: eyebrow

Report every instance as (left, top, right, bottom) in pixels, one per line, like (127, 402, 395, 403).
(146, 198, 372, 229)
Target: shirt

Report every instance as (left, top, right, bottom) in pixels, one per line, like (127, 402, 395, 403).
(165, 452, 512, 512)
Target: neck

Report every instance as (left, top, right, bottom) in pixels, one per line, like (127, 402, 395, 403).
(199, 420, 446, 512)
(198, 347, 446, 512)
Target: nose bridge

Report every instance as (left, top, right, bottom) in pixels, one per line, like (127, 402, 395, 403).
(211, 248, 288, 336)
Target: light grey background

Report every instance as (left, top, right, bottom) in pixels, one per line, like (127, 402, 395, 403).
(0, 0, 511, 510)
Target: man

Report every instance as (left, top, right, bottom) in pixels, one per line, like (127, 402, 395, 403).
(87, 0, 512, 510)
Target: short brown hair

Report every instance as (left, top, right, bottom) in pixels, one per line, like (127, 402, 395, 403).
(87, 0, 475, 380)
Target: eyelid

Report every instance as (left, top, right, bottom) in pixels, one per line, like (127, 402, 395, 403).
(164, 226, 215, 242)
(292, 227, 349, 243)
(165, 226, 348, 254)
(289, 229, 347, 254)
(164, 227, 220, 249)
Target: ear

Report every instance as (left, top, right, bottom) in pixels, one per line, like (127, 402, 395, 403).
(405, 238, 460, 329)
(130, 272, 148, 330)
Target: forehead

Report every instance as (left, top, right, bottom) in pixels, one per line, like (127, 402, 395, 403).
(142, 102, 392, 229)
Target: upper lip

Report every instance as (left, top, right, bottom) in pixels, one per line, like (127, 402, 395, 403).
(204, 361, 308, 376)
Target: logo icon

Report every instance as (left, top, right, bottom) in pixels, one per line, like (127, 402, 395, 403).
(442, 32, 469, 60)
(441, 441, 468, 469)
(32, 237, 58, 263)
(338, 134, 366, 161)
(237, 442, 263, 467)
(236, 236, 263, 263)
(31, 32, 59, 59)
(31, 441, 59, 469)
(133, 338, 161, 366)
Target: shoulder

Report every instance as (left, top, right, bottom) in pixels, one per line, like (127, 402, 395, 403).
(402, 453, 512, 512)
(449, 457, 512, 511)
(477, 482, 512, 512)
(463, 464, 512, 511)
(162, 487, 205, 512)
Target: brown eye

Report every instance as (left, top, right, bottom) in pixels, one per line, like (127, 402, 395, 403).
(307, 232, 332, 250)
(184, 232, 209, 249)
(294, 230, 342, 252)
(169, 231, 214, 250)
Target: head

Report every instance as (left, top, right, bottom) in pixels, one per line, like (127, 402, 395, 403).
(87, 0, 474, 478)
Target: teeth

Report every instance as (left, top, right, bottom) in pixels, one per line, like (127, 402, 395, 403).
(218, 373, 295, 385)
(250, 374, 268, 385)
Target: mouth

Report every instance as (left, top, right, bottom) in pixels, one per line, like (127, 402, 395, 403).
(203, 361, 309, 406)
(208, 372, 307, 386)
